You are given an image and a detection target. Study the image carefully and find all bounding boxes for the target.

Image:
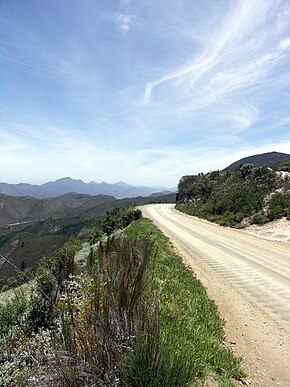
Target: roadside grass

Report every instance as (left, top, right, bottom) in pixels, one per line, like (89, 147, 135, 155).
(125, 218, 245, 386)
(0, 212, 245, 386)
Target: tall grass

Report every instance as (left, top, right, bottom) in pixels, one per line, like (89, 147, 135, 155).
(50, 235, 161, 386)
(126, 218, 245, 386)
(50, 233, 198, 386)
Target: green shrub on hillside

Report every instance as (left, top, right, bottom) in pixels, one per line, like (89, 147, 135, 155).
(88, 207, 142, 242)
(268, 192, 290, 220)
(277, 160, 290, 172)
(0, 206, 145, 385)
(26, 272, 57, 333)
(177, 164, 289, 226)
(0, 291, 28, 339)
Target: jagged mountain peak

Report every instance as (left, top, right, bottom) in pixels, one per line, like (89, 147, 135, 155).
(0, 178, 174, 199)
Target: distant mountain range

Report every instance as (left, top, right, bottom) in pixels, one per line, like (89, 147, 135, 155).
(0, 177, 175, 199)
(224, 151, 290, 170)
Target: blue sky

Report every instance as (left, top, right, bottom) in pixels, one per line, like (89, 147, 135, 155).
(1, 0, 290, 187)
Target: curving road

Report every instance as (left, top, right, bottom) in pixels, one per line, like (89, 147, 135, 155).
(141, 204, 290, 386)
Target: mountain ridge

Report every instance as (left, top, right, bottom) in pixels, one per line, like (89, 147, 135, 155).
(0, 191, 176, 225)
(0, 178, 175, 199)
(224, 151, 290, 170)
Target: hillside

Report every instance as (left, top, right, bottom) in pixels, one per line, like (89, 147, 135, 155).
(224, 151, 290, 170)
(0, 192, 175, 281)
(0, 177, 175, 199)
(0, 217, 93, 281)
(0, 216, 244, 386)
(0, 192, 175, 226)
(0, 193, 116, 225)
(176, 159, 290, 227)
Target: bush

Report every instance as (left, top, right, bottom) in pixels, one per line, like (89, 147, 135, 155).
(0, 213, 245, 386)
(277, 160, 290, 172)
(26, 272, 57, 333)
(0, 291, 28, 339)
(102, 208, 142, 235)
(268, 192, 290, 220)
(252, 213, 266, 225)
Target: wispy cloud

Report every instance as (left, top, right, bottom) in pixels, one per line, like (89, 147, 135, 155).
(1, 1, 289, 187)
(142, 0, 289, 107)
(210, 104, 260, 131)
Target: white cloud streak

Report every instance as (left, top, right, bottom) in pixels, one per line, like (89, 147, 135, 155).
(143, 0, 289, 107)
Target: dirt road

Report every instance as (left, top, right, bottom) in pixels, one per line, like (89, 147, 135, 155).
(141, 204, 290, 386)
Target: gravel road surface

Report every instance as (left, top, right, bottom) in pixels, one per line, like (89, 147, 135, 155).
(141, 204, 290, 386)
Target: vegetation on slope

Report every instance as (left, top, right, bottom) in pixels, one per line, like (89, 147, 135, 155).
(176, 162, 290, 227)
(0, 208, 141, 288)
(0, 191, 175, 226)
(0, 213, 244, 386)
(0, 217, 93, 285)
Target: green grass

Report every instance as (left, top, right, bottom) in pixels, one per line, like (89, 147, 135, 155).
(126, 218, 245, 386)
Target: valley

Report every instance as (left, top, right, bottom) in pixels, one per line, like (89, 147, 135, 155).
(0, 190, 174, 284)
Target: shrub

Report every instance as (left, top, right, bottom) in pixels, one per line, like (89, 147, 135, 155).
(26, 272, 57, 333)
(0, 291, 28, 339)
(268, 192, 290, 220)
(252, 213, 266, 225)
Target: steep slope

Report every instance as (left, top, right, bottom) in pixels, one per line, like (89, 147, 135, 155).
(0, 193, 117, 225)
(0, 194, 40, 224)
(0, 216, 93, 280)
(0, 192, 176, 225)
(176, 162, 290, 226)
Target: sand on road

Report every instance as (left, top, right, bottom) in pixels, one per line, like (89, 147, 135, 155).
(141, 204, 290, 387)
